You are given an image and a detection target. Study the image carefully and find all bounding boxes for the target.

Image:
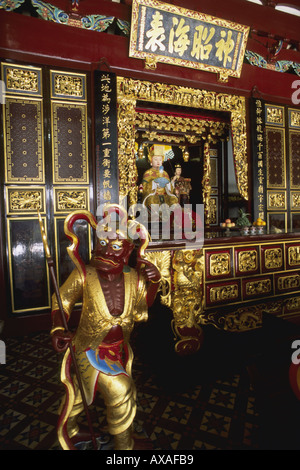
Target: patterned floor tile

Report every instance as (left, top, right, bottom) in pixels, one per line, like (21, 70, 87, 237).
(5, 359, 32, 373)
(21, 387, 53, 407)
(14, 419, 54, 449)
(243, 421, 260, 447)
(162, 401, 193, 424)
(246, 395, 258, 416)
(0, 409, 27, 436)
(0, 380, 30, 398)
(24, 364, 53, 379)
(216, 375, 240, 388)
(208, 388, 236, 409)
(193, 439, 219, 450)
(150, 426, 181, 450)
(199, 411, 231, 438)
(137, 391, 159, 413)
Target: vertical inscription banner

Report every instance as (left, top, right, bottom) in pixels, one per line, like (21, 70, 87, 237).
(129, 0, 249, 82)
(251, 98, 266, 222)
(94, 71, 119, 211)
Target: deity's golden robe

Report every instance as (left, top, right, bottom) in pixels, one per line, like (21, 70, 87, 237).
(52, 265, 149, 449)
(142, 167, 178, 207)
(52, 265, 148, 352)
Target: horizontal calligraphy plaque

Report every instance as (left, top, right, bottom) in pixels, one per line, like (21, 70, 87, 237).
(129, 0, 249, 81)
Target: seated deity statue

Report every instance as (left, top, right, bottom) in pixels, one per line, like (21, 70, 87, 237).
(140, 144, 179, 212)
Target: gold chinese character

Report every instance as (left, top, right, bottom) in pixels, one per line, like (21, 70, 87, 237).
(101, 74, 111, 83)
(103, 169, 111, 179)
(101, 83, 112, 93)
(102, 116, 111, 126)
(191, 25, 215, 60)
(103, 148, 111, 159)
(102, 158, 111, 168)
(168, 17, 190, 57)
(103, 180, 112, 189)
(102, 104, 110, 115)
(145, 11, 166, 52)
(102, 93, 111, 104)
(102, 128, 111, 140)
(215, 30, 235, 67)
(103, 190, 111, 201)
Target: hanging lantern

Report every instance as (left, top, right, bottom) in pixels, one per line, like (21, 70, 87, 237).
(183, 147, 189, 162)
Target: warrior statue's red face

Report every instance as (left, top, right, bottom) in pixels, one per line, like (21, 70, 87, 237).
(90, 229, 134, 276)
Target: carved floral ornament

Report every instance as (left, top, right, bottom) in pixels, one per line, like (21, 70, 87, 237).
(116, 77, 248, 205)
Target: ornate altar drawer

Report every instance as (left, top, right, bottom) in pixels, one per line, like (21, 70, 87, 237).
(205, 280, 240, 306)
(205, 248, 233, 280)
(286, 243, 300, 269)
(275, 271, 300, 294)
(234, 246, 260, 276)
(284, 296, 300, 316)
(261, 244, 284, 272)
(242, 275, 273, 300)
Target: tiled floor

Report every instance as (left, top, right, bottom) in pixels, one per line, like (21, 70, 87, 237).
(0, 330, 261, 450)
(1, 310, 300, 451)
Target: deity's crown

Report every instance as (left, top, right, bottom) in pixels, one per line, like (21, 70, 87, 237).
(148, 144, 165, 161)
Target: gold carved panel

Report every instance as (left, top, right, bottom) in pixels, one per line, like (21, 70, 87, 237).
(286, 297, 300, 313)
(6, 187, 45, 215)
(50, 70, 87, 101)
(264, 247, 283, 270)
(135, 112, 228, 143)
(54, 187, 89, 213)
(288, 246, 300, 267)
(238, 250, 258, 273)
(277, 274, 300, 292)
(291, 192, 300, 210)
(209, 252, 231, 277)
(209, 284, 239, 303)
(245, 279, 272, 297)
(265, 104, 285, 127)
(1, 62, 42, 96)
(289, 108, 300, 129)
(267, 191, 287, 210)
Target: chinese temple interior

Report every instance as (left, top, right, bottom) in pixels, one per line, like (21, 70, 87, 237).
(1, 0, 300, 452)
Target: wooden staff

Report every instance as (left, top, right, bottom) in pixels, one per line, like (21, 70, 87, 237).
(37, 210, 97, 450)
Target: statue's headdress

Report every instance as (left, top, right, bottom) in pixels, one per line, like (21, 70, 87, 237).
(64, 204, 149, 285)
(148, 144, 165, 163)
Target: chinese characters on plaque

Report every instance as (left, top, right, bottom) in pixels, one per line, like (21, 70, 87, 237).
(252, 98, 266, 221)
(94, 71, 119, 209)
(129, 0, 249, 81)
